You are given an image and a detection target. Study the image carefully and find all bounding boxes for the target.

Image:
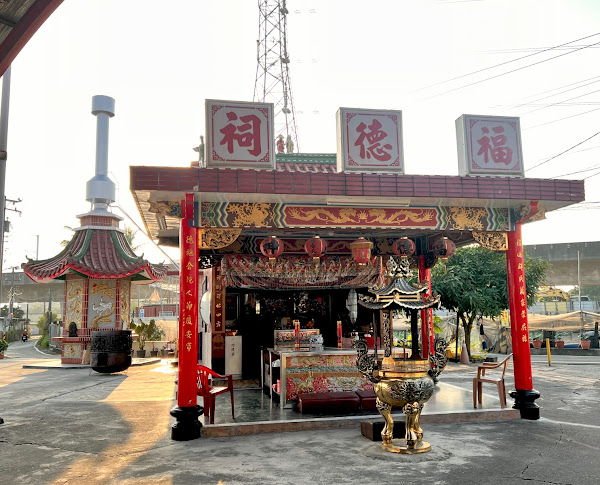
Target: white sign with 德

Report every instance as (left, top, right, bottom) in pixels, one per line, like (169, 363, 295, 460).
(337, 107, 404, 173)
(456, 114, 524, 177)
(206, 99, 275, 169)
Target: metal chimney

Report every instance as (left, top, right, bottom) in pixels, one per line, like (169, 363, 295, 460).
(86, 95, 116, 213)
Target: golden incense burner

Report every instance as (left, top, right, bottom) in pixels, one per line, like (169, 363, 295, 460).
(356, 257, 445, 454)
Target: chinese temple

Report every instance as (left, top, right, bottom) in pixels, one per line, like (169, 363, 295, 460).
(129, 100, 585, 440)
(22, 96, 166, 364)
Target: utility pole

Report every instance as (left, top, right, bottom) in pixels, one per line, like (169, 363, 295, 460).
(0, 66, 12, 314)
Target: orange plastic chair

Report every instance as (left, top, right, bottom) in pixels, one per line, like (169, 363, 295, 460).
(197, 365, 235, 424)
(472, 353, 512, 409)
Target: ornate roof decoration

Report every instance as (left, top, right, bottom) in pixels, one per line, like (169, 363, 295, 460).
(358, 257, 441, 311)
(22, 218, 167, 283)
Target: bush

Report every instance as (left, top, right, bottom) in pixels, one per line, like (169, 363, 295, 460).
(5, 328, 22, 342)
(0, 339, 8, 353)
(39, 334, 49, 348)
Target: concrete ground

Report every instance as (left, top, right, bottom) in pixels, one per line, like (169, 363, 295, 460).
(1, 338, 600, 484)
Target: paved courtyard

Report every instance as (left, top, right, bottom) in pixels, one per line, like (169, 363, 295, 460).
(1, 339, 599, 484)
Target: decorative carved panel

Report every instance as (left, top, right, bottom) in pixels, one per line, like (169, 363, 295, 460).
(199, 228, 242, 249)
(472, 231, 508, 252)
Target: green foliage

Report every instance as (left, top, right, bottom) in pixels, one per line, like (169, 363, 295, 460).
(37, 312, 59, 337)
(39, 334, 49, 348)
(431, 246, 548, 358)
(0, 338, 8, 353)
(0, 306, 25, 319)
(130, 319, 164, 350)
(569, 286, 600, 301)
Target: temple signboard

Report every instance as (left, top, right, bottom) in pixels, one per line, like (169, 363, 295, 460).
(205, 99, 275, 169)
(336, 107, 404, 173)
(456, 114, 524, 177)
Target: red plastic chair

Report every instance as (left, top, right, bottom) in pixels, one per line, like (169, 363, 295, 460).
(197, 365, 235, 424)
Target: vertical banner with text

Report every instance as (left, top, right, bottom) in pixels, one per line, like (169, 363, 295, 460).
(506, 223, 533, 391)
(212, 264, 226, 359)
(177, 194, 199, 408)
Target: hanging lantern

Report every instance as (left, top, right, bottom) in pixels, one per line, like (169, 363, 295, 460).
(349, 237, 373, 266)
(431, 237, 456, 262)
(392, 237, 416, 258)
(304, 236, 327, 263)
(260, 236, 284, 262)
(346, 288, 358, 324)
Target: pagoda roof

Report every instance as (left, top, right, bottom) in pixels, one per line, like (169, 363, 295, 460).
(22, 226, 167, 283)
(358, 291, 441, 311)
(368, 277, 427, 296)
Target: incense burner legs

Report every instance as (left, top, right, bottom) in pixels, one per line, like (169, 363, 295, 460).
(375, 375, 435, 454)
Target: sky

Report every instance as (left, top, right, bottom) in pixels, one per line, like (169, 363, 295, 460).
(2, 0, 600, 270)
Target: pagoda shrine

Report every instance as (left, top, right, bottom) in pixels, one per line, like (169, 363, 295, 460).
(22, 96, 166, 365)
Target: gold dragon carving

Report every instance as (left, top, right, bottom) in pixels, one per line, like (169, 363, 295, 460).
(119, 281, 130, 323)
(227, 203, 272, 227)
(286, 207, 435, 225)
(199, 228, 242, 249)
(65, 280, 84, 326)
(447, 207, 486, 230)
(472, 231, 508, 251)
(91, 283, 116, 299)
(90, 303, 117, 329)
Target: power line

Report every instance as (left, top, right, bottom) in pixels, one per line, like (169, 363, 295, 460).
(501, 77, 600, 112)
(413, 32, 600, 94)
(525, 106, 600, 130)
(422, 39, 600, 100)
(520, 87, 600, 116)
(546, 164, 600, 179)
(525, 130, 600, 172)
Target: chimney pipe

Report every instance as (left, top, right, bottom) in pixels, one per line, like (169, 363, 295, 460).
(86, 95, 115, 213)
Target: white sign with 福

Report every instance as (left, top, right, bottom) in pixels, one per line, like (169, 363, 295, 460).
(456, 114, 524, 177)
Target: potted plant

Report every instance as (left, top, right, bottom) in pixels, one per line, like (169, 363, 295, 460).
(0, 339, 8, 359)
(532, 339, 543, 349)
(555, 340, 565, 349)
(580, 334, 591, 350)
(131, 320, 164, 358)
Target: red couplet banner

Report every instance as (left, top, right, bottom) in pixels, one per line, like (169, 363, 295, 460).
(177, 194, 199, 407)
(506, 224, 533, 391)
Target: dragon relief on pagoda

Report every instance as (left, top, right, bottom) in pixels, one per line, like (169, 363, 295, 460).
(89, 282, 116, 329)
(119, 281, 130, 324)
(65, 280, 84, 327)
(285, 207, 435, 226)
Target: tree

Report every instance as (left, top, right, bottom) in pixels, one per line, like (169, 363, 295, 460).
(568, 286, 600, 302)
(0, 306, 24, 319)
(431, 246, 548, 358)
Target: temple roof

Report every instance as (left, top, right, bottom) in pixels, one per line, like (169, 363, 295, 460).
(22, 224, 167, 283)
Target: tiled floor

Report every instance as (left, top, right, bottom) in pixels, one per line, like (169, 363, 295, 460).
(200, 366, 519, 436)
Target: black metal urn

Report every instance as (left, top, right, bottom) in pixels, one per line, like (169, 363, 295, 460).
(90, 330, 133, 373)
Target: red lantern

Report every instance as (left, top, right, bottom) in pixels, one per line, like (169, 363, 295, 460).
(392, 237, 415, 258)
(304, 236, 327, 263)
(431, 237, 456, 262)
(349, 237, 373, 266)
(260, 236, 284, 262)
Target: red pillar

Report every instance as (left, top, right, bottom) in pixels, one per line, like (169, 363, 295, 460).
(506, 223, 540, 419)
(418, 255, 430, 358)
(171, 193, 202, 440)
